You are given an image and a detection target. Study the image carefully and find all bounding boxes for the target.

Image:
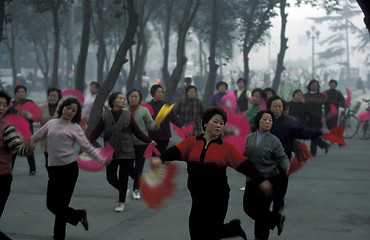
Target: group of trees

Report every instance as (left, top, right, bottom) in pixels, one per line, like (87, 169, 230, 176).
(0, 0, 368, 130)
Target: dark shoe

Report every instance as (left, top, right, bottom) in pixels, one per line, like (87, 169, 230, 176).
(230, 219, 247, 240)
(277, 215, 285, 236)
(81, 209, 88, 231)
(325, 144, 330, 154)
(29, 170, 36, 175)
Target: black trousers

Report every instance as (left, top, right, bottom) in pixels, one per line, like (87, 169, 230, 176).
(0, 174, 12, 218)
(47, 161, 83, 240)
(106, 158, 134, 203)
(307, 117, 329, 155)
(129, 145, 147, 191)
(12, 152, 36, 172)
(189, 193, 229, 240)
(243, 174, 286, 240)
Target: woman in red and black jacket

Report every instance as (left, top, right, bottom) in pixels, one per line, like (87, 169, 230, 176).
(150, 106, 272, 240)
(304, 80, 330, 156)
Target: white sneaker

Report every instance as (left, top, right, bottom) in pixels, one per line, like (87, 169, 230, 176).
(240, 187, 245, 191)
(115, 202, 125, 212)
(132, 189, 141, 200)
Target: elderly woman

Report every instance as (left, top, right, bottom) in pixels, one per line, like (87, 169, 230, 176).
(243, 110, 290, 240)
(244, 88, 267, 129)
(6, 85, 37, 175)
(147, 84, 183, 154)
(304, 79, 330, 156)
(151, 106, 271, 240)
(32, 98, 111, 240)
(89, 92, 155, 212)
(0, 90, 33, 239)
(39, 87, 62, 168)
(174, 85, 204, 136)
(126, 89, 157, 200)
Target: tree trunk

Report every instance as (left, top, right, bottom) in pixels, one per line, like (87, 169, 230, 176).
(272, 0, 288, 92)
(95, 0, 106, 84)
(51, 2, 61, 88)
(164, 0, 200, 102)
(75, 0, 91, 92)
(161, 0, 173, 86)
(85, 0, 138, 137)
(203, 0, 219, 107)
(0, 0, 5, 42)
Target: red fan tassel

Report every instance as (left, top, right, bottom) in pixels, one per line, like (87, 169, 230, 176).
(144, 142, 160, 159)
(345, 87, 351, 107)
(62, 89, 85, 103)
(141, 103, 154, 116)
(3, 114, 31, 139)
(221, 91, 237, 111)
(358, 110, 370, 122)
(287, 157, 304, 176)
(323, 125, 346, 148)
(172, 121, 194, 139)
(295, 141, 312, 163)
(140, 163, 178, 209)
(330, 104, 338, 117)
(14, 101, 41, 122)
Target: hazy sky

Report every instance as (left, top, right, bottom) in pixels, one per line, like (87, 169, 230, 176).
(245, 1, 368, 79)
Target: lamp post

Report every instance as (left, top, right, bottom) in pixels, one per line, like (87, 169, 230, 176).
(306, 26, 320, 79)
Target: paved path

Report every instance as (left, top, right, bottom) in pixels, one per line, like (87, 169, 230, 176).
(1, 135, 369, 240)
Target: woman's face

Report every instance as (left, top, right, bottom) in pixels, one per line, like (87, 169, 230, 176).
(186, 88, 196, 99)
(113, 94, 126, 109)
(48, 91, 59, 105)
(252, 91, 261, 105)
(259, 113, 273, 132)
(128, 91, 140, 107)
(217, 84, 227, 94)
(62, 103, 78, 121)
(153, 88, 164, 101)
(15, 88, 26, 101)
(0, 97, 8, 118)
(90, 84, 98, 94)
(204, 114, 225, 138)
(309, 82, 319, 92)
(293, 91, 303, 102)
(270, 99, 283, 119)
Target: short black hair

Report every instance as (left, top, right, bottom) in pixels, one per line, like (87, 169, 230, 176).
(185, 85, 197, 96)
(237, 78, 246, 85)
(0, 90, 11, 105)
(306, 79, 320, 92)
(126, 89, 143, 104)
(216, 81, 228, 90)
(14, 84, 27, 94)
(150, 84, 164, 97)
(292, 89, 303, 98)
(57, 98, 82, 124)
(47, 87, 62, 103)
(263, 87, 276, 97)
(108, 92, 122, 108)
(90, 81, 101, 89)
(251, 88, 267, 102)
(201, 106, 228, 131)
(329, 79, 338, 86)
(254, 110, 275, 130)
(266, 95, 284, 110)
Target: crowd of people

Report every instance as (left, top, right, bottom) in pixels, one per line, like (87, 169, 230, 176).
(0, 76, 345, 240)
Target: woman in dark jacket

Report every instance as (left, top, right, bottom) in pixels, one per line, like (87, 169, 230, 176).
(151, 106, 271, 240)
(304, 80, 330, 156)
(89, 92, 154, 212)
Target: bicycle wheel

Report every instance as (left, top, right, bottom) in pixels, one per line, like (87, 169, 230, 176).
(342, 114, 359, 139)
(357, 120, 370, 139)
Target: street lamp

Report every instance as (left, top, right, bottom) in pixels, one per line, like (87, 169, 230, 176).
(306, 26, 320, 78)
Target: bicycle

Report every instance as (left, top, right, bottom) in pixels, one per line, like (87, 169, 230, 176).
(339, 101, 360, 139)
(357, 99, 370, 139)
